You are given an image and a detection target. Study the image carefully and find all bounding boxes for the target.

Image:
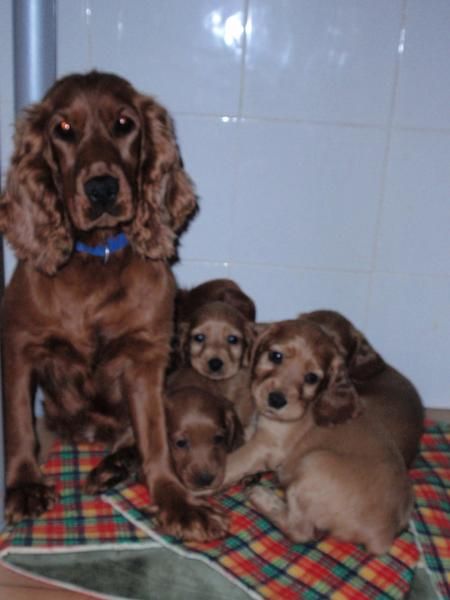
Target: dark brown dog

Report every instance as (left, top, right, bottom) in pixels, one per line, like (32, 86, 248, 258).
(0, 71, 227, 540)
(222, 318, 417, 553)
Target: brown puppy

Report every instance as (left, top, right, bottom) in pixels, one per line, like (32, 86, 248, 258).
(222, 319, 413, 554)
(300, 310, 424, 466)
(176, 278, 256, 323)
(86, 386, 244, 496)
(165, 386, 244, 493)
(172, 301, 256, 427)
(0, 71, 225, 541)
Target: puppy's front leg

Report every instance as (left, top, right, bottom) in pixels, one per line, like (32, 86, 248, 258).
(222, 435, 268, 489)
(249, 485, 315, 544)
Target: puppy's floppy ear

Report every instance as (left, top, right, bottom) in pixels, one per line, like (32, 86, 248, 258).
(0, 104, 73, 275)
(224, 403, 245, 451)
(241, 322, 257, 367)
(222, 288, 256, 322)
(177, 321, 192, 367)
(313, 357, 362, 426)
(128, 96, 197, 259)
(349, 331, 385, 380)
(250, 323, 280, 371)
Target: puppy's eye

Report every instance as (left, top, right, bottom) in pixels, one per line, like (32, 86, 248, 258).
(213, 434, 225, 446)
(175, 438, 189, 449)
(54, 119, 75, 142)
(192, 333, 205, 343)
(227, 335, 239, 345)
(268, 350, 283, 364)
(114, 114, 135, 136)
(304, 372, 319, 385)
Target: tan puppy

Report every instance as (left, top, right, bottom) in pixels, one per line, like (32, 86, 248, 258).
(222, 318, 414, 554)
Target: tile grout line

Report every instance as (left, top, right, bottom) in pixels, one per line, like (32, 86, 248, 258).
(363, 0, 410, 330)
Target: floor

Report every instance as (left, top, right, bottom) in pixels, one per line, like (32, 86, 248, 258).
(0, 408, 448, 600)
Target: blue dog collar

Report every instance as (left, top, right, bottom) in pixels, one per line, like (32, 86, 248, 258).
(75, 232, 129, 262)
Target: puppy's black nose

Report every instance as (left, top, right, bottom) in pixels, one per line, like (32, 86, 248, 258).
(268, 391, 287, 410)
(84, 175, 119, 211)
(208, 357, 224, 372)
(195, 472, 215, 488)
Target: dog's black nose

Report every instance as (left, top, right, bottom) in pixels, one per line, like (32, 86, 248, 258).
(208, 357, 224, 372)
(84, 175, 119, 211)
(268, 391, 287, 410)
(195, 471, 215, 488)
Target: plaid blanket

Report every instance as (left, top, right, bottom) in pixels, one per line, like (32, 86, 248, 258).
(1, 422, 449, 600)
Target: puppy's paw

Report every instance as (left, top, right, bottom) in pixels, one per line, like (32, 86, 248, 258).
(248, 486, 284, 515)
(5, 482, 58, 524)
(157, 496, 228, 542)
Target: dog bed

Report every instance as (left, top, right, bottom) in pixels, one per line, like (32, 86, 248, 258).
(0, 421, 448, 600)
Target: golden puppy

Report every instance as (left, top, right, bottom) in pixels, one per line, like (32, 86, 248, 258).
(222, 318, 414, 554)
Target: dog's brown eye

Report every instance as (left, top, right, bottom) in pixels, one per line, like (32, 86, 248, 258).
(269, 350, 283, 364)
(227, 335, 239, 345)
(304, 372, 319, 385)
(114, 114, 135, 136)
(213, 434, 225, 445)
(54, 120, 75, 142)
(192, 333, 205, 343)
(175, 438, 189, 449)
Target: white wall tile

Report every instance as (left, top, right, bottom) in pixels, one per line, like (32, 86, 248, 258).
(174, 116, 238, 262)
(243, 0, 402, 125)
(367, 273, 450, 409)
(173, 260, 230, 289)
(230, 119, 386, 270)
(230, 263, 370, 325)
(57, 0, 90, 74)
(59, 0, 245, 115)
(394, 0, 450, 129)
(376, 130, 450, 275)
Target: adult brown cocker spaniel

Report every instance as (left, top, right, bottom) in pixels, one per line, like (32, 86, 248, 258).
(0, 71, 227, 540)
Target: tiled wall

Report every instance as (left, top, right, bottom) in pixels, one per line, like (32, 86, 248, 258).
(1, 0, 449, 408)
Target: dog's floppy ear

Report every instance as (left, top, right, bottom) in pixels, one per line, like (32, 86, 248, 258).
(224, 402, 245, 451)
(222, 288, 256, 322)
(128, 96, 197, 259)
(241, 322, 257, 368)
(0, 103, 73, 274)
(313, 357, 362, 426)
(349, 331, 385, 380)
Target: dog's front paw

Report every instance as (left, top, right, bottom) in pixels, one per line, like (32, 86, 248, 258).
(85, 447, 139, 495)
(5, 482, 58, 524)
(157, 494, 228, 542)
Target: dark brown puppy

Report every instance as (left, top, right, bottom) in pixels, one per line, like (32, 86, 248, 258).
(0, 71, 226, 541)
(165, 386, 244, 493)
(86, 386, 244, 497)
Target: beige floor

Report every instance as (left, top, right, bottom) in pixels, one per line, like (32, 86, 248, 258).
(1, 408, 448, 599)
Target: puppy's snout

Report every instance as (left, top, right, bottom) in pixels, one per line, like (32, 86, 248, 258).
(84, 175, 119, 211)
(195, 471, 215, 488)
(268, 391, 287, 410)
(208, 357, 224, 373)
